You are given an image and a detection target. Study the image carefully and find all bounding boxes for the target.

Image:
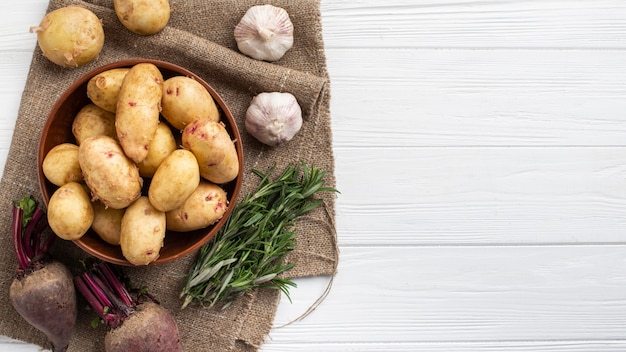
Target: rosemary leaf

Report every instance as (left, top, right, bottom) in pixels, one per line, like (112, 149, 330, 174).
(181, 162, 338, 308)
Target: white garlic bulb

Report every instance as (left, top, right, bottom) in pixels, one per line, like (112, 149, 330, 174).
(245, 92, 303, 146)
(234, 5, 294, 62)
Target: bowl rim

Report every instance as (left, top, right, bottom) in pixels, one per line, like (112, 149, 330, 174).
(37, 58, 244, 266)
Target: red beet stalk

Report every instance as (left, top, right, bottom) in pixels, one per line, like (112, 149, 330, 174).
(9, 196, 76, 352)
(74, 260, 182, 352)
(10, 198, 55, 270)
(74, 261, 137, 329)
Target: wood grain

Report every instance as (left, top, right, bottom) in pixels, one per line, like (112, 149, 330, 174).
(334, 147, 626, 245)
(268, 246, 626, 344)
(328, 49, 626, 147)
(321, 0, 626, 49)
(2, 0, 626, 351)
(264, 341, 626, 352)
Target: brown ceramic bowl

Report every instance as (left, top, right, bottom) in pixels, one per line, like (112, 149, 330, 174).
(37, 58, 243, 266)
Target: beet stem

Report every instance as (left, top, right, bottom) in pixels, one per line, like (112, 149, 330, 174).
(74, 276, 106, 316)
(11, 206, 29, 270)
(37, 218, 55, 256)
(74, 276, 120, 328)
(81, 273, 114, 309)
(22, 208, 44, 259)
(140, 291, 160, 305)
(98, 262, 135, 307)
(91, 274, 134, 317)
(76, 262, 144, 329)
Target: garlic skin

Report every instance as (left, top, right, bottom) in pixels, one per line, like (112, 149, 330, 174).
(245, 92, 303, 146)
(234, 5, 294, 62)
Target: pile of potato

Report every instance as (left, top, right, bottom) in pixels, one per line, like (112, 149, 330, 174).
(42, 62, 239, 266)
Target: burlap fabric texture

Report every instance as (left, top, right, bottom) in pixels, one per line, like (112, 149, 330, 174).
(0, 0, 337, 351)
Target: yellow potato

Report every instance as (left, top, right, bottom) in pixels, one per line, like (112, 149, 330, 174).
(72, 104, 116, 145)
(120, 197, 166, 265)
(161, 76, 219, 130)
(48, 182, 94, 240)
(114, 0, 170, 35)
(182, 119, 239, 184)
(148, 149, 200, 212)
(91, 201, 125, 245)
(116, 63, 163, 163)
(78, 135, 143, 209)
(136, 122, 177, 178)
(42, 143, 83, 187)
(32, 5, 104, 67)
(87, 68, 130, 112)
(166, 181, 228, 232)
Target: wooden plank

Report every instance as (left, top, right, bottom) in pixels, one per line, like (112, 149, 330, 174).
(0, 337, 40, 352)
(0, 0, 46, 52)
(0, 52, 38, 172)
(326, 48, 626, 147)
(321, 0, 626, 49)
(3, 1, 626, 51)
(333, 146, 626, 245)
(2, 1, 626, 352)
(6, 336, 626, 352)
(266, 245, 626, 344)
(263, 341, 626, 352)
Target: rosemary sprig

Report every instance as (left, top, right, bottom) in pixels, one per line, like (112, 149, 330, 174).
(181, 162, 338, 309)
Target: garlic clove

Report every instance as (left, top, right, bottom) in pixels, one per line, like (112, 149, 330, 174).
(245, 92, 302, 146)
(234, 5, 294, 62)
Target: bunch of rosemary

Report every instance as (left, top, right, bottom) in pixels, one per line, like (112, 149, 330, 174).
(181, 162, 337, 309)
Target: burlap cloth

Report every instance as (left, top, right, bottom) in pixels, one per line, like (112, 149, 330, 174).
(0, 0, 337, 350)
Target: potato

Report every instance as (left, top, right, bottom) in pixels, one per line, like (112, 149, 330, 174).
(148, 149, 200, 212)
(42, 143, 82, 187)
(166, 181, 228, 232)
(87, 68, 130, 112)
(78, 135, 143, 209)
(114, 0, 170, 35)
(120, 197, 166, 265)
(116, 63, 163, 163)
(136, 122, 177, 178)
(91, 201, 125, 245)
(31, 5, 104, 67)
(161, 76, 220, 130)
(72, 104, 116, 145)
(48, 182, 94, 240)
(182, 119, 239, 184)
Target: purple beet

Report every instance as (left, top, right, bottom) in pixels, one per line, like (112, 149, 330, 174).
(74, 261, 182, 352)
(104, 301, 182, 352)
(8, 196, 77, 352)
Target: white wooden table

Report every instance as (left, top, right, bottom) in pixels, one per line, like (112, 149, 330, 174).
(3, 0, 626, 351)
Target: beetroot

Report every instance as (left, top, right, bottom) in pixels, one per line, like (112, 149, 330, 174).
(8, 196, 77, 352)
(74, 261, 182, 352)
(104, 302, 182, 351)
